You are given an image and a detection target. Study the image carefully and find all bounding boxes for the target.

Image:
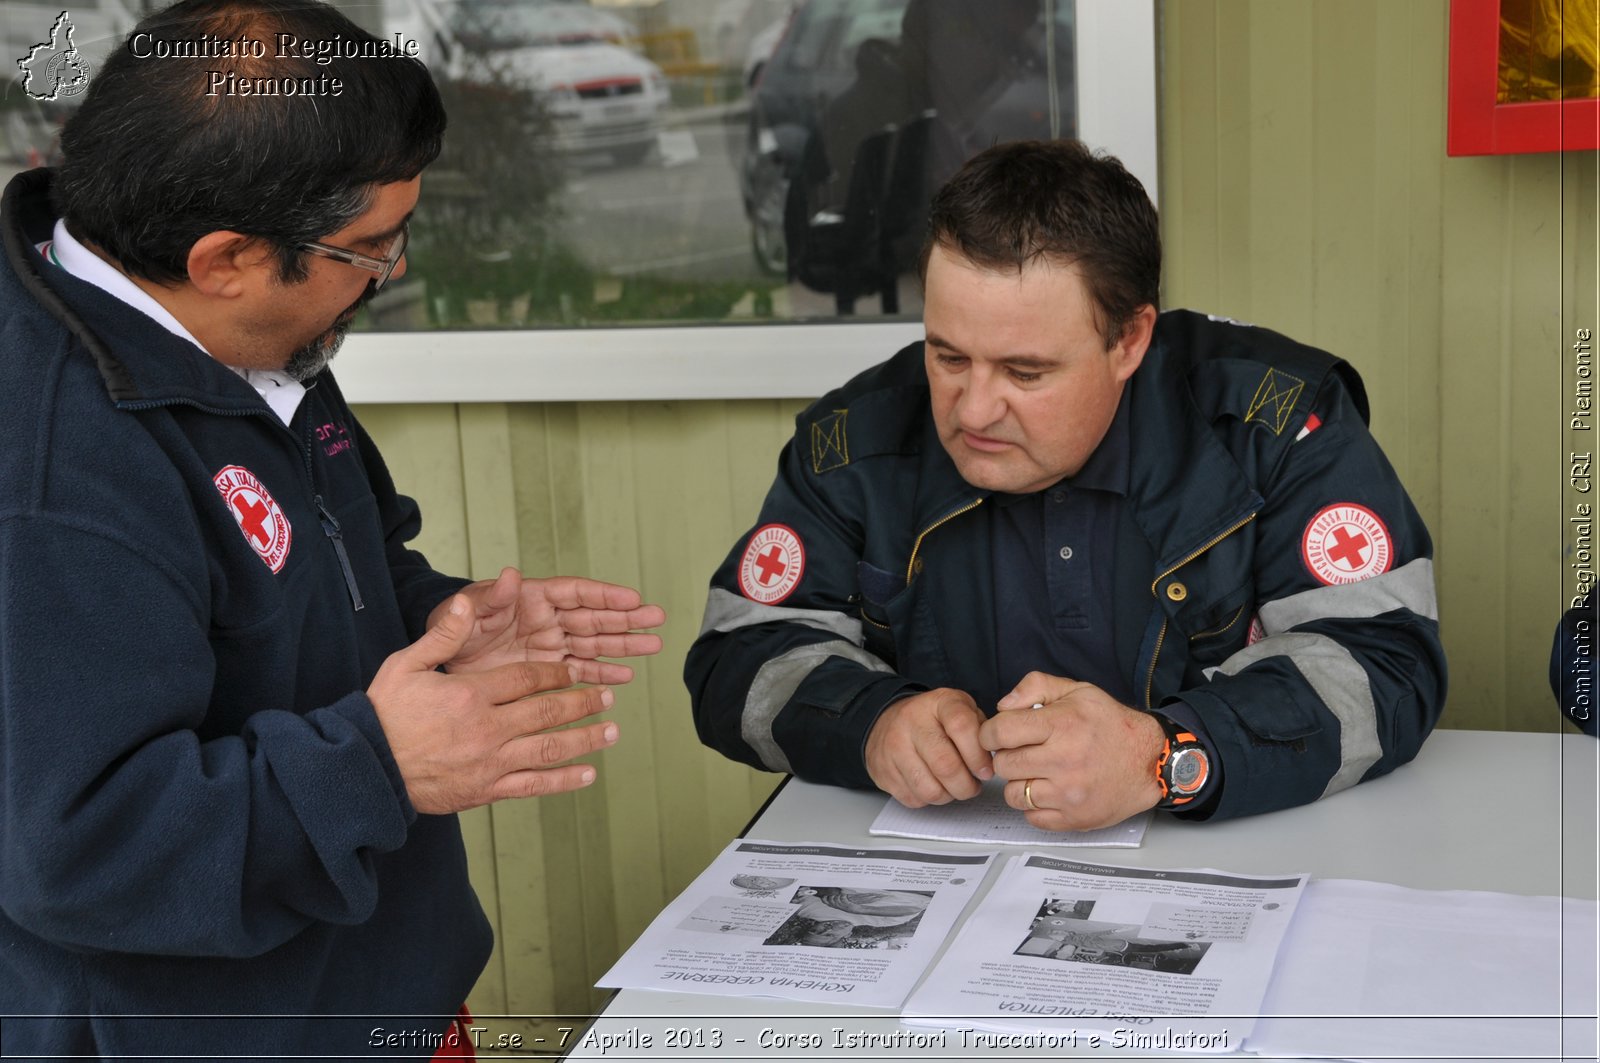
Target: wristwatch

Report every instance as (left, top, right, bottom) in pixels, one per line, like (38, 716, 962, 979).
(1153, 714, 1210, 808)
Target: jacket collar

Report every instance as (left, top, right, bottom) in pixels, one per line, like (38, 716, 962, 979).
(1124, 317, 1263, 573)
(2, 168, 271, 416)
(904, 316, 1264, 569)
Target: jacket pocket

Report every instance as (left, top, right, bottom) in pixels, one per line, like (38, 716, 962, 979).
(1182, 590, 1256, 671)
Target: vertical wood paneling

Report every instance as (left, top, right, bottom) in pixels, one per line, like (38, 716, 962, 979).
(497, 406, 597, 1016)
(1396, 0, 1446, 524)
(1310, 2, 1381, 400)
(542, 407, 623, 1015)
(1507, 160, 1568, 720)
(1212, 1, 1254, 317)
(1161, 1, 1221, 308)
(1370, 0, 1428, 480)
(1246, 0, 1315, 337)
(628, 402, 724, 900)
(1439, 145, 1516, 727)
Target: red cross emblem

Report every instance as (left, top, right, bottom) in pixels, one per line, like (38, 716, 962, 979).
(233, 495, 271, 547)
(1302, 503, 1390, 586)
(753, 545, 788, 585)
(213, 465, 292, 573)
(1326, 526, 1370, 569)
(738, 524, 805, 604)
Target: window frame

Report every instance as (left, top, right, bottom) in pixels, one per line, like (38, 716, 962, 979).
(336, 0, 1158, 403)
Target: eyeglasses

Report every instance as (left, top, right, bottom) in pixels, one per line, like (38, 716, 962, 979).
(299, 222, 409, 292)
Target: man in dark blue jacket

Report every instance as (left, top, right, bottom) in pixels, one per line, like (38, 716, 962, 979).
(0, 1, 661, 1057)
(687, 140, 1445, 828)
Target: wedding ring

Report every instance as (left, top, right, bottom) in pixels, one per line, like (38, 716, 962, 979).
(1024, 779, 1038, 811)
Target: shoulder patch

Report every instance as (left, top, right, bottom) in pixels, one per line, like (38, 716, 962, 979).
(810, 409, 849, 473)
(1302, 503, 1392, 585)
(738, 524, 806, 604)
(1244, 368, 1306, 436)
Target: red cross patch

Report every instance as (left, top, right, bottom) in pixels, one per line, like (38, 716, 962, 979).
(1301, 503, 1391, 586)
(737, 523, 805, 604)
(213, 465, 292, 573)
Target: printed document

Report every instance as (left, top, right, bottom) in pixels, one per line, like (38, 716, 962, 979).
(870, 777, 1150, 847)
(596, 840, 993, 1008)
(1245, 878, 1599, 1062)
(903, 855, 1307, 1053)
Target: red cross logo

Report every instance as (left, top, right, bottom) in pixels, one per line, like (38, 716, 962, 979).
(1302, 503, 1390, 586)
(232, 493, 271, 547)
(213, 465, 292, 573)
(754, 544, 788, 585)
(1326, 526, 1370, 569)
(738, 524, 806, 604)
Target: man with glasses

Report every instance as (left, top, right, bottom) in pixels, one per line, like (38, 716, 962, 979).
(304, 222, 411, 289)
(0, 1, 662, 1057)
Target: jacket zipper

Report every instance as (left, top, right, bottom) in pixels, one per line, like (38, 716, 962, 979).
(303, 414, 364, 612)
(906, 498, 985, 585)
(1142, 512, 1257, 709)
(314, 496, 364, 612)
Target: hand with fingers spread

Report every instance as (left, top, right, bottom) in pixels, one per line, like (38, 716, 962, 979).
(980, 671, 1166, 831)
(371, 594, 621, 814)
(864, 688, 994, 807)
(427, 567, 665, 685)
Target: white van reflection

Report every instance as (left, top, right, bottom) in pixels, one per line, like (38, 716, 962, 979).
(385, 0, 669, 166)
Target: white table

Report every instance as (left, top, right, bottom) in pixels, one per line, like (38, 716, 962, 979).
(566, 730, 1598, 1060)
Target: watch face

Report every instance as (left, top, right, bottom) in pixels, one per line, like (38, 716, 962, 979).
(1169, 748, 1208, 794)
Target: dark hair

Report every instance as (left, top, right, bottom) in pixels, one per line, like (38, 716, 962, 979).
(54, 0, 446, 283)
(919, 140, 1160, 347)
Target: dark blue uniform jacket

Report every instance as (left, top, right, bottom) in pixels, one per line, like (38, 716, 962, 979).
(0, 170, 491, 1059)
(686, 312, 1447, 820)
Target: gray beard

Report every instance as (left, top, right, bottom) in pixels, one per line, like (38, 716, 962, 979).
(283, 283, 372, 381)
(282, 319, 349, 382)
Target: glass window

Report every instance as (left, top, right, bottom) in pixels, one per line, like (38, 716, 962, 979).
(0, 0, 1154, 400)
(369, 0, 1081, 335)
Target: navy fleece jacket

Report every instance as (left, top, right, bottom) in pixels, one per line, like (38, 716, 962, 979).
(0, 169, 491, 1058)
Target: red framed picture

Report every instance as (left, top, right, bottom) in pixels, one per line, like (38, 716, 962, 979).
(1448, 0, 1599, 155)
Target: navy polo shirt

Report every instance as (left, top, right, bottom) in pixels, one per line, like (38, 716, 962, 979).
(989, 388, 1220, 805)
(991, 388, 1134, 704)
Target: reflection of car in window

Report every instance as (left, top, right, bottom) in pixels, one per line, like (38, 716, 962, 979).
(737, 0, 1075, 304)
(387, 0, 668, 165)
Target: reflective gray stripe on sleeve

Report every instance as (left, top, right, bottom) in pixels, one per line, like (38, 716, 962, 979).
(1205, 633, 1380, 798)
(1199, 558, 1434, 793)
(743, 641, 896, 774)
(699, 586, 865, 644)
(1260, 558, 1438, 635)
